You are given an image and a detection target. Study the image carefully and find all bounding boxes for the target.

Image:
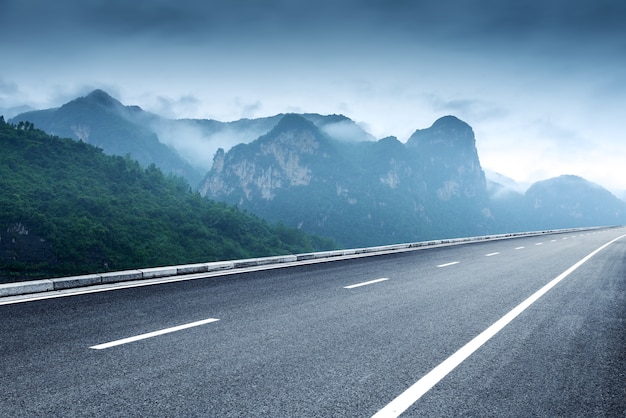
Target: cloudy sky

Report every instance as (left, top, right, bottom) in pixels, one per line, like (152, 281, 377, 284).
(1, 0, 625, 192)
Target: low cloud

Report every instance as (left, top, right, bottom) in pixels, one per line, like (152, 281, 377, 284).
(242, 101, 262, 119)
(318, 119, 376, 142)
(427, 94, 508, 122)
(153, 94, 201, 119)
(151, 118, 274, 172)
(0, 78, 18, 96)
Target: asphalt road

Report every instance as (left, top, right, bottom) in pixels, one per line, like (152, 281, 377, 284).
(1, 228, 625, 417)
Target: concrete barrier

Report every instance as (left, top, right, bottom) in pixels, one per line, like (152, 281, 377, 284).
(0, 279, 54, 297)
(0, 226, 614, 298)
(297, 250, 345, 261)
(176, 263, 209, 275)
(234, 255, 297, 268)
(140, 266, 178, 279)
(52, 274, 101, 290)
(207, 261, 235, 272)
(101, 270, 143, 284)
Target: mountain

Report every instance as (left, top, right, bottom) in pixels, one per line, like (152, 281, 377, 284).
(201, 113, 626, 246)
(485, 174, 626, 232)
(523, 175, 626, 229)
(153, 113, 374, 175)
(404, 115, 492, 233)
(201, 114, 494, 247)
(0, 117, 336, 283)
(10, 90, 204, 186)
(8, 90, 624, 248)
(11, 90, 375, 188)
(300, 113, 376, 142)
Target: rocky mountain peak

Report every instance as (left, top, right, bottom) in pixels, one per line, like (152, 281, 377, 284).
(406, 115, 476, 151)
(80, 89, 122, 108)
(268, 113, 320, 136)
(201, 113, 333, 202)
(257, 113, 328, 154)
(65, 90, 148, 118)
(431, 114, 473, 132)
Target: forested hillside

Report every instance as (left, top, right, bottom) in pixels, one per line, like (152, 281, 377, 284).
(0, 117, 335, 283)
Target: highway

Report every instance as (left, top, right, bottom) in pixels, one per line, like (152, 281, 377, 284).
(1, 228, 625, 417)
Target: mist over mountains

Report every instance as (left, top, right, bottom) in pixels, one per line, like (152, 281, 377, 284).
(202, 114, 626, 246)
(12, 90, 374, 187)
(9, 90, 626, 248)
(202, 114, 494, 246)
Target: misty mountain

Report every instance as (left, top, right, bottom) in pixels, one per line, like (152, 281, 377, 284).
(10, 90, 204, 186)
(202, 114, 626, 247)
(201, 114, 494, 247)
(487, 174, 626, 232)
(8, 90, 625, 248)
(523, 175, 626, 230)
(147, 112, 374, 173)
(11, 90, 375, 188)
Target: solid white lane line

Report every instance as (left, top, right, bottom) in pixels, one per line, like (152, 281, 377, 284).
(437, 262, 459, 268)
(344, 278, 389, 289)
(371, 234, 626, 418)
(485, 252, 499, 257)
(515, 246, 525, 250)
(90, 318, 220, 350)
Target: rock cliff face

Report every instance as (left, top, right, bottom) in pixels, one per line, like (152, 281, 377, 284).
(407, 115, 487, 201)
(200, 114, 335, 202)
(201, 114, 493, 247)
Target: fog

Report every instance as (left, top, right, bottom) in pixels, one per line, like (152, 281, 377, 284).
(1, 0, 625, 192)
(151, 120, 271, 172)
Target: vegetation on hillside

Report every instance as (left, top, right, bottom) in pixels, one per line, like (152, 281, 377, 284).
(0, 116, 336, 283)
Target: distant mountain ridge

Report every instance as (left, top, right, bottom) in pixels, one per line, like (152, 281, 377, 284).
(201, 113, 626, 247)
(12, 90, 203, 186)
(10, 90, 374, 187)
(8, 90, 626, 248)
(525, 175, 626, 229)
(201, 114, 494, 247)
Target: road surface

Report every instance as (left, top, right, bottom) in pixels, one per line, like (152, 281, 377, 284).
(1, 228, 624, 416)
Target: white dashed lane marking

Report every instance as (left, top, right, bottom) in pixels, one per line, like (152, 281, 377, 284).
(90, 318, 220, 350)
(344, 278, 389, 289)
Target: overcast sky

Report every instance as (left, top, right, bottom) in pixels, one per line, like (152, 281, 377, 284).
(1, 0, 625, 192)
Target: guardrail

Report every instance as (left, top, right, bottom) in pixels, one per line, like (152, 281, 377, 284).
(0, 227, 610, 298)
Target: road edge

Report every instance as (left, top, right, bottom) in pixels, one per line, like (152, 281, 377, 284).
(0, 227, 611, 298)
